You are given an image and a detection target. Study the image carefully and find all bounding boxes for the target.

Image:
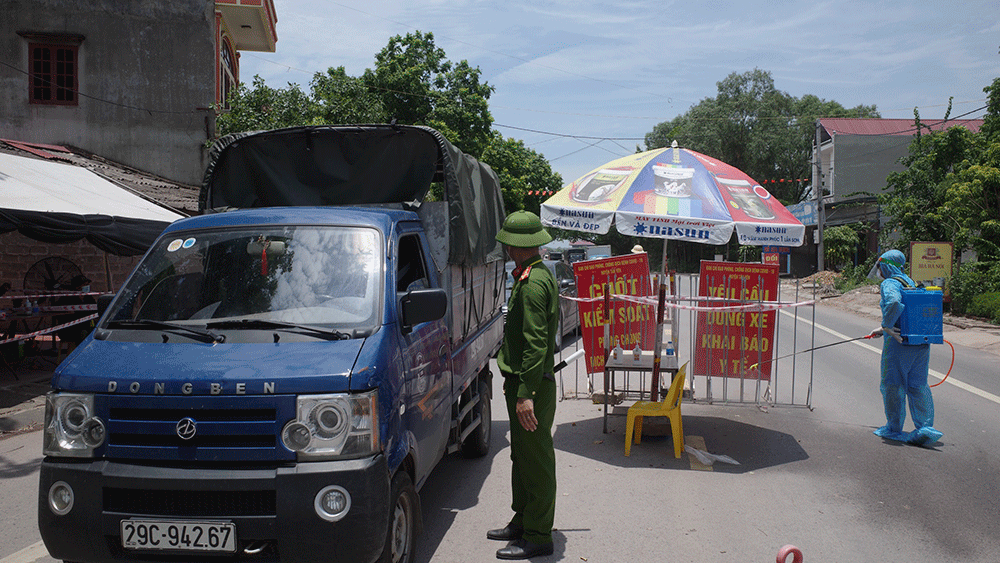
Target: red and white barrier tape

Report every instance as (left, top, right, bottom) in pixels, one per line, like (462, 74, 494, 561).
(0, 314, 99, 346)
(40, 304, 98, 313)
(2, 291, 109, 300)
(562, 293, 815, 312)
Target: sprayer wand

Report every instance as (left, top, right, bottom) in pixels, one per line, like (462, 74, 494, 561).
(749, 334, 878, 370)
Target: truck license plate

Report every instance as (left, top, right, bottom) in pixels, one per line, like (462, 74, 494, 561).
(121, 519, 236, 552)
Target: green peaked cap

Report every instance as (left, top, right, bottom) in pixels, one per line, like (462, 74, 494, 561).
(496, 210, 552, 248)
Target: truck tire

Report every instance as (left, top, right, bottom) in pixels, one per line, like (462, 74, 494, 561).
(461, 380, 492, 458)
(379, 471, 418, 563)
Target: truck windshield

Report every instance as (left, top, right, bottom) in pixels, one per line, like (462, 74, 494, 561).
(101, 226, 382, 335)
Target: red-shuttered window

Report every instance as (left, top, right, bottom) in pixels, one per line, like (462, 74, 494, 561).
(29, 43, 78, 105)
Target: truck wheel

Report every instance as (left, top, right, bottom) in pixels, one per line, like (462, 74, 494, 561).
(379, 471, 418, 563)
(461, 380, 492, 458)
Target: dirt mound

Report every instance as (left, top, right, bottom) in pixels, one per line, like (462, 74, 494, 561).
(800, 270, 842, 287)
(791, 270, 843, 298)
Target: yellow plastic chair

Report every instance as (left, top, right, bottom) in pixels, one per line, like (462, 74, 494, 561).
(625, 362, 688, 458)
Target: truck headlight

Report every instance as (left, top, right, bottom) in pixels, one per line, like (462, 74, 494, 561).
(281, 390, 379, 460)
(43, 393, 106, 457)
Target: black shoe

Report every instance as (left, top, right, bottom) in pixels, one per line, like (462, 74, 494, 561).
(487, 522, 524, 541)
(496, 538, 553, 560)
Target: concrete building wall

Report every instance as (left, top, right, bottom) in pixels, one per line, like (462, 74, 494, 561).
(0, 0, 217, 185)
(826, 135, 911, 202)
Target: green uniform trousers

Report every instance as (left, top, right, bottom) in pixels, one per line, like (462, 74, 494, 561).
(504, 376, 556, 545)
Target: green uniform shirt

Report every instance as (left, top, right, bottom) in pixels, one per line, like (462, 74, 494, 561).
(497, 256, 559, 399)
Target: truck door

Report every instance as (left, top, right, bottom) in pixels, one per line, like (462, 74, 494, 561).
(396, 231, 452, 484)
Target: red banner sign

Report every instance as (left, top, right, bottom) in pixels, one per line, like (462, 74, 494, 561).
(694, 261, 778, 379)
(573, 254, 655, 373)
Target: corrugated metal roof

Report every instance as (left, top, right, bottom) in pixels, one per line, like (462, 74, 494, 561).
(819, 118, 983, 137)
(0, 140, 199, 215)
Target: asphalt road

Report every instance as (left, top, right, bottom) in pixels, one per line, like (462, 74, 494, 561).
(3, 295, 1000, 563)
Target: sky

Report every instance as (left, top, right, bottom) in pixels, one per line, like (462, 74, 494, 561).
(238, 0, 1000, 187)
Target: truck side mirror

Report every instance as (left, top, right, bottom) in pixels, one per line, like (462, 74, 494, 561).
(400, 288, 447, 332)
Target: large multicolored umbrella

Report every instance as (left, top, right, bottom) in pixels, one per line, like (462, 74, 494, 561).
(541, 142, 805, 247)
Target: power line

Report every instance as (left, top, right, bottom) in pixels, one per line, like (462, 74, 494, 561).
(493, 123, 643, 141)
(0, 60, 208, 115)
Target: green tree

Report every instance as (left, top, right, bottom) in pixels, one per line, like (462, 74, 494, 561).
(480, 132, 562, 215)
(215, 32, 561, 214)
(823, 225, 861, 270)
(310, 67, 387, 124)
(880, 110, 978, 247)
(942, 78, 1000, 262)
(216, 76, 319, 136)
(645, 69, 878, 205)
(363, 31, 495, 156)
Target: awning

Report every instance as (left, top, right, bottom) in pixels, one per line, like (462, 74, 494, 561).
(0, 152, 183, 255)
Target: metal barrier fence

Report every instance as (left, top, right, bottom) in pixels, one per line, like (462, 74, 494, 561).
(556, 272, 818, 410)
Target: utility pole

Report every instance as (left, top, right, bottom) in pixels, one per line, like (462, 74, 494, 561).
(813, 119, 826, 272)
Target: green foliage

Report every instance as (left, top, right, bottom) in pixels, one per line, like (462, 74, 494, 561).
(880, 112, 978, 247)
(737, 245, 760, 262)
(480, 132, 562, 215)
(216, 76, 320, 136)
(834, 256, 877, 293)
(949, 260, 1000, 315)
(215, 32, 560, 212)
(967, 292, 1000, 324)
(942, 82, 1000, 262)
(882, 78, 1000, 263)
(219, 31, 495, 157)
(823, 225, 861, 271)
(310, 67, 387, 124)
(644, 69, 878, 205)
(362, 31, 495, 157)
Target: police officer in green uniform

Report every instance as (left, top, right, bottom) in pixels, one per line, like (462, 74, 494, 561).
(489, 210, 559, 560)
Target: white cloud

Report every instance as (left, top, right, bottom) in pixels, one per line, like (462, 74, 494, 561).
(241, 0, 1000, 184)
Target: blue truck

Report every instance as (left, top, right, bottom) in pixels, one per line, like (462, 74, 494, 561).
(37, 125, 507, 563)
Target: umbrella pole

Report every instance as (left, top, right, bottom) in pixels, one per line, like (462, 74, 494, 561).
(104, 252, 113, 292)
(661, 239, 668, 275)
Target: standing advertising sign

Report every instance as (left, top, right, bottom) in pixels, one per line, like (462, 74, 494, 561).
(572, 254, 655, 374)
(694, 261, 778, 379)
(910, 242, 953, 299)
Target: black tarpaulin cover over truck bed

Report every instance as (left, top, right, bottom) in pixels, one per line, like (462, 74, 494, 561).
(199, 125, 505, 266)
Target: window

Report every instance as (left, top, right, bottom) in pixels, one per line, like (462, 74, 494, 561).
(397, 235, 429, 293)
(219, 39, 237, 108)
(29, 42, 78, 105)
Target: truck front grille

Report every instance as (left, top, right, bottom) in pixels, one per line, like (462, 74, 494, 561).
(104, 487, 276, 517)
(99, 394, 297, 463)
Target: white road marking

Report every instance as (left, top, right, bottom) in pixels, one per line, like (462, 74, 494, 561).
(1, 541, 49, 563)
(783, 310, 1000, 405)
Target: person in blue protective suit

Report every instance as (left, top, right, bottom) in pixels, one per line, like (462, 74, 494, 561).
(867, 249, 944, 446)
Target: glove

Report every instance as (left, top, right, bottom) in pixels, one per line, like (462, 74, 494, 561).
(868, 327, 883, 338)
(884, 327, 903, 343)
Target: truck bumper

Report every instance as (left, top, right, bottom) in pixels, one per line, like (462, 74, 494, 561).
(38, 454, 389, 563)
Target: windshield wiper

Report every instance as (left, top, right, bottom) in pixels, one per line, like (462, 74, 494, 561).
(105, 319, 225, 344)
(205, 319, 352, 340)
